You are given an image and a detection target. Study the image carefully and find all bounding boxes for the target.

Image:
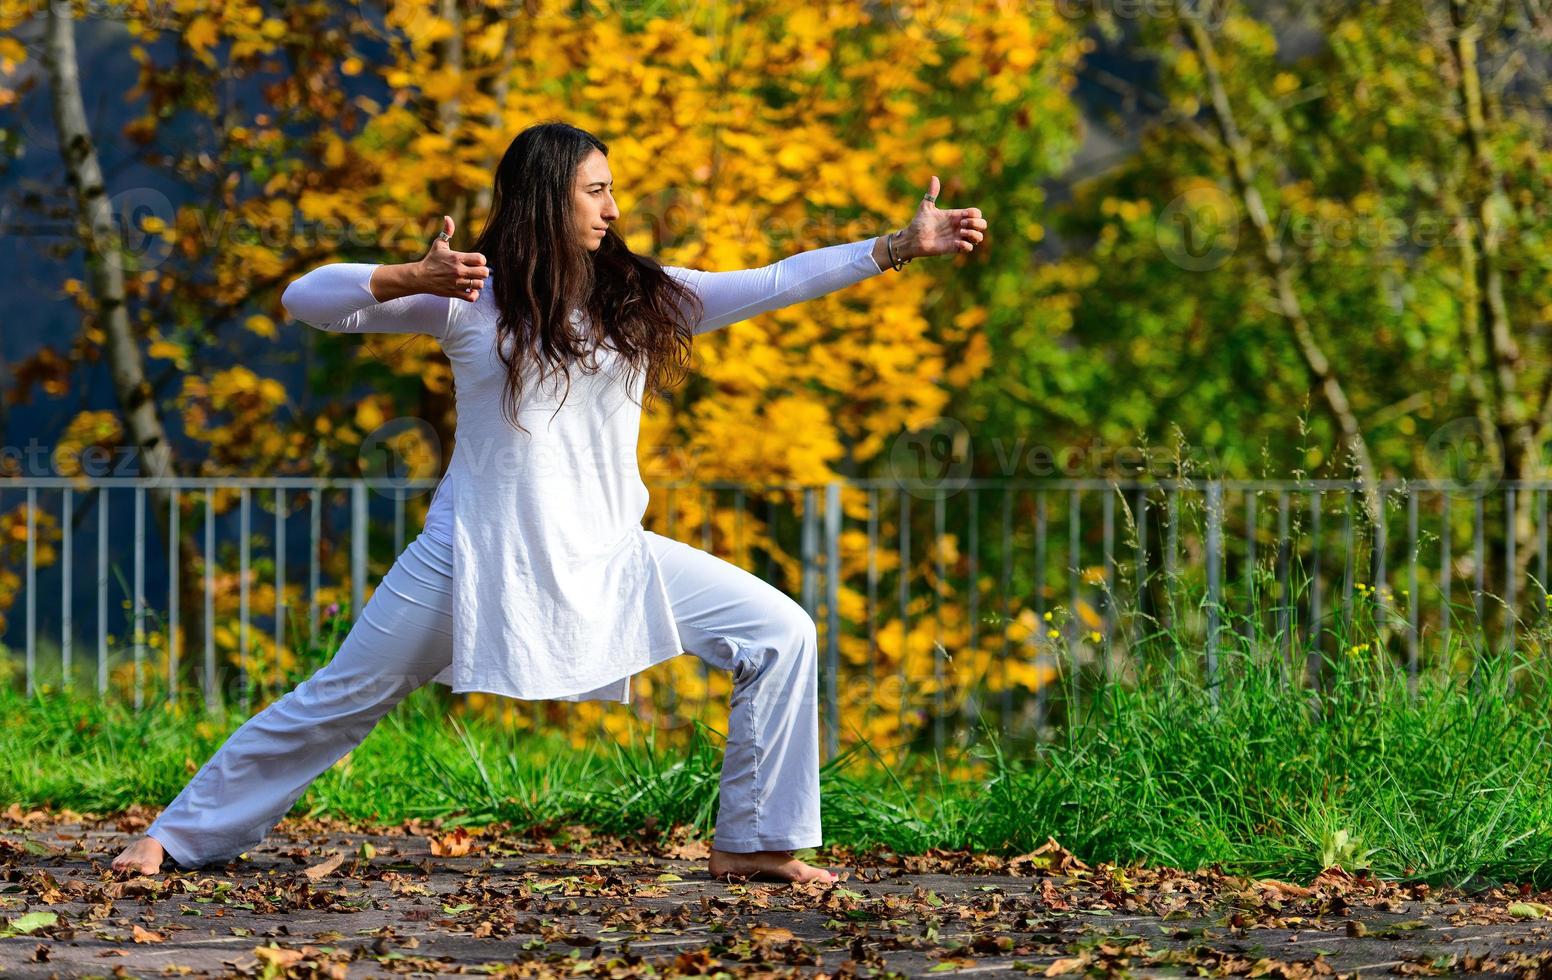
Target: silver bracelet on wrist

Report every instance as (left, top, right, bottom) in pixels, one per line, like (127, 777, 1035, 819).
(886, 231, 913, 272)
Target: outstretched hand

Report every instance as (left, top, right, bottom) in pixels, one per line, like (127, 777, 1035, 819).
(897, 176, 986, 260)
(418, 215, 490, 302)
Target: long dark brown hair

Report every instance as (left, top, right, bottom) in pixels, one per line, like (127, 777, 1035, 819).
(470, 121, 703, 434)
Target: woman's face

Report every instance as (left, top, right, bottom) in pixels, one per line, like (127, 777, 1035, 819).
(573, 149, 619, 251)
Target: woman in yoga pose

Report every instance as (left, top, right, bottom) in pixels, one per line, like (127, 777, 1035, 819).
(111, 121, 986, 884)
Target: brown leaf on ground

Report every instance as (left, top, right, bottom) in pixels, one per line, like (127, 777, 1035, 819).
(302, 851, 344, 880)
(130, 924, 164, 943)
(1256, 878, 1316, 898)
(749, 926, 795, 942)
(1045, 954, 1091, 975)
(429, 827, 475, 857)
(1008, 837, 1090, 874)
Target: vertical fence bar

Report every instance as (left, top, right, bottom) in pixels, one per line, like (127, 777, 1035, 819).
(1278, 491, 1291, 675)
(204, 486, 216, 709)
(965, 489, 979, 734)
(824, 481, 841, 762)
(867, 486, 878, 738)
(1540, 487, 1549, 619)
(1034, 490, 1047, 738)
(1000, 486, 1013, 732)
(933, 492, 945, 756)
(897, 490, 910, 747)
(1473, 494, 1485, 633)
(1308, 490, 1322, 690)
(1205, 481, 1221, 702)
(351, 482, 367, 625)
(1135, 487, 1148, 644)
(1408, 488, 1420, 697)
(1101, 488, 1114, 682)
(275, 488, 286, 693)
(698, 487, 713, 717)
(1506, 486, 1517, 674)
(1342, 487, 1354, 639)
(1472, 494, 1485, 691)
(1374, 484, 1388, 633)
(1540, 487, 1549, 620)
(1165, 488, 1178, 639)
(1068, 489, 1081, 720)
(25, 486, 37, 696)
(168, 487, 179, 702)
(1244, 489, 1257, 642)
(736, 487, 747, 568)
(309, 487, 321, 645)
(98, 488, 109, 698)
(801, 487, 818, 622)
(62, 487, 73, 690)
(1441, 490, 1452, 660)
(134, 484, 145, 710)
(765, 492, 777, 584)
(393, 486, 405, 558)
(239, 486, 251, 712)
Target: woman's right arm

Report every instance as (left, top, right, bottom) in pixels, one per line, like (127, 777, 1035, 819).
(281, 262, 458, 339)
(280, 216, 490, 340)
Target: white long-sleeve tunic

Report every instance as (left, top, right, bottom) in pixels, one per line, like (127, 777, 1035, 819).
(281, 236, 886, 703)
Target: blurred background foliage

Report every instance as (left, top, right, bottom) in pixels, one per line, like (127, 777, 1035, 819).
(0, 0, 1548, 758)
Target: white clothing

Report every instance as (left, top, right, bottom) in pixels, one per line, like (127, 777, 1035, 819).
(146, 526, 825, 866)
(280, 238, 885, 704)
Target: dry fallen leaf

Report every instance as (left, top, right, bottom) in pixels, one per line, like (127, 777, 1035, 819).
(302, 851, 344, 880)
(254, 946, 305, 970)
(131, 924, 165, 943)
(1045, 956, 1090, 976)
(750, 926, 795, 942)
(1256, 878, 1315, 898)
(429, 828, 474, 857)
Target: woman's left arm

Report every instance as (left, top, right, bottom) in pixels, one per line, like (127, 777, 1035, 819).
(667, 175, 986, 336)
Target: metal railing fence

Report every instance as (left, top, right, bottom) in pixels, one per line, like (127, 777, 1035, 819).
(2, 476, 1548, 759)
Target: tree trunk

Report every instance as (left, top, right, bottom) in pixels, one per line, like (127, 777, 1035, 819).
(1446, 20, 1538, 650)
(1180, 13, 1383, 531)
(44, 0, 212, 704)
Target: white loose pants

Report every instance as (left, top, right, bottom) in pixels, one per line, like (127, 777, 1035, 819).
(145, 529, 824, 868)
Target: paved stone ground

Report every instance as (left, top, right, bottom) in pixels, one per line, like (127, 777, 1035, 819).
(4, 807, 1552, 977)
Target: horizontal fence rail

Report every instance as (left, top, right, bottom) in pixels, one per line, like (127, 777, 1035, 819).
(2, 476, 1549, 759)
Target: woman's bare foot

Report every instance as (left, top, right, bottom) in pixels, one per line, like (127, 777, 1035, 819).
(110, 834, 167, 875)
(708, 846, 837, 884)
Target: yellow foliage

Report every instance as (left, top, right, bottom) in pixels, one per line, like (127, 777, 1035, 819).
(355, 398, 386, 433)
(244, 314, 276, 339)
